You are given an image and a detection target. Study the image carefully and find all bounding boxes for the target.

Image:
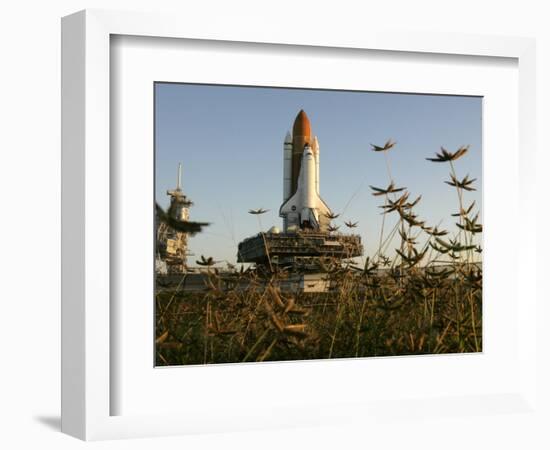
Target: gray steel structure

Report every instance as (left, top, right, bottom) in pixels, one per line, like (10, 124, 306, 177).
(237, 230, 363, 267)
(156, 163, 193, 273)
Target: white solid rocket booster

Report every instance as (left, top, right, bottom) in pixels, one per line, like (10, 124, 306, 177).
(283, 131, 292, 202)
(312, 136, 320, 194)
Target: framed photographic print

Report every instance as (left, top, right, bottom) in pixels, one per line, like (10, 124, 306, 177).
(62, 9, 538, 441)
(153, 83, 483, 367)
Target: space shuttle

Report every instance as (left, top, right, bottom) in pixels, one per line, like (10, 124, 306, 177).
(279, 110, 332, 232)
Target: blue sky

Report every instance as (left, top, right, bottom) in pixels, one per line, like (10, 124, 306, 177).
(155, 83, 482, 266)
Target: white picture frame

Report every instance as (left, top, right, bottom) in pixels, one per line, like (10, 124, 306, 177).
(61, 9, 538, 441)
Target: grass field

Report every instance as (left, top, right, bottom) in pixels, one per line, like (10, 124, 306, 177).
(155, 142, 482, 366)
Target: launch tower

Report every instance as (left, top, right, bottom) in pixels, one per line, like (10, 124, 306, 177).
(156, 163, 193, 273)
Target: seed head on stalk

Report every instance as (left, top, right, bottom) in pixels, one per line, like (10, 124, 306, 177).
(324, 212, 340, 220)
(248, 208, 270, 215)
(196, 255, 217, 267)
(155, 203, 209, 234)
(370, 139, 396, 152)
(369, 181, 405, 196)
(445, 174, 477, 191)
(426, 145, 469, 162)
